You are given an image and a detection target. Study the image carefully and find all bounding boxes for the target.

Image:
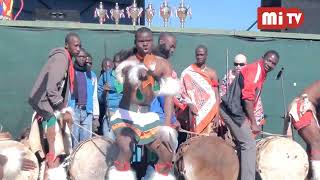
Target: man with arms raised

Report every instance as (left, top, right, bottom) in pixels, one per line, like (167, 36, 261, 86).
(108, 27, 179, 180)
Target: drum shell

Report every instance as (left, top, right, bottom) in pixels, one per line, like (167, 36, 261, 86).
(256, 136, 309, 180)
(0, 139, 39, 180)
(175, 136, 239, 180)
(68, 136, 118, 180)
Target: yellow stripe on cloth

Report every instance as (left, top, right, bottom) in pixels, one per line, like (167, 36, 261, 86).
(110, 108, 160, 145)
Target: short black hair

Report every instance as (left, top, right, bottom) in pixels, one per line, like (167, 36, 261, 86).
(113, 48, 135, 62)
(135, 27, 152, 41)
(65, 32, 80, 44)
(263, 50, 280, 59)
(195, 44, 208, 54)
(158, 32, 175, 44)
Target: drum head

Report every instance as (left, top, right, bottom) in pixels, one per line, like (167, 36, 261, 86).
(175, 136, 239, 180)
(256, 136, 309, 180)
(0, 140, 39, 180)
(69, 136, 118, 180)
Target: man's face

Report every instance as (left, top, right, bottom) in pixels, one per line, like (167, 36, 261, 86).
(234, 56, 247, 73)
(195, 48, 207, 65)
(263, 53, 279, 73)
(86, 56, 93, 69)
(75, 50, 87, 67)
(135, 31, 153, 56)
(161, 36, 176, 58)
(66, 36, 81, 57)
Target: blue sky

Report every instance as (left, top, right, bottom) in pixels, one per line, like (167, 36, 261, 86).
(146, 0, 260, 31)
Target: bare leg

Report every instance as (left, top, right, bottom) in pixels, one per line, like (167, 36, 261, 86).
(147, 138, 174, 175)
(298, 115, 320, 179)
(46, 125, 59, 168)
(108, 128, 137, 180)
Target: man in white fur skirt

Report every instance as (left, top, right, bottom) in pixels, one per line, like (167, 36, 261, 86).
(108, 27, 180, 180)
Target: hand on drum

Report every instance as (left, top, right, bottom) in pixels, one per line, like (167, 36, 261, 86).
(188, 104, 198, 115)
(92, 118, 100, 132)
(170, 121, 181, 131)
(21, 157, 36, 171)
(63, 111, 73, 127)
(250, 122, 261, 135)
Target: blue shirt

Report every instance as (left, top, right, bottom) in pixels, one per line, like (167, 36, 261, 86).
(98, 70, 123, 112)
(150, 96, 177, 124)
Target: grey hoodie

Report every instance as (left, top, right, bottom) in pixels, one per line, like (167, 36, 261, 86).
(29, 47, 71, 120)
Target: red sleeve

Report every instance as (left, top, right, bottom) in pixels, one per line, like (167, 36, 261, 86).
(211, 80, 219, 88)
(240, 67, 257, 101)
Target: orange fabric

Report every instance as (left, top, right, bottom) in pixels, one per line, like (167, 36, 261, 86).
(184, 64, 219, 133)
(141, 54, 156, 88)
(65, 49, 74, 93)
(190, 64, 212, 85)
(196, 103, 219, 133)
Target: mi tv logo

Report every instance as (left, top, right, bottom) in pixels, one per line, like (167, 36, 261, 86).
(257, 7, 304, 30)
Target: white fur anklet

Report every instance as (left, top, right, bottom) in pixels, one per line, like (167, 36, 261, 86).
(311, 160, 320, 180)
(0, 148, 22, 180)
(108, 166, 137, 180)
(143, 165, 176, 180)
(47, 164, 67, 180)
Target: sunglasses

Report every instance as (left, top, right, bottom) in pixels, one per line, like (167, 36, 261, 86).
(234, 62, 245, 67)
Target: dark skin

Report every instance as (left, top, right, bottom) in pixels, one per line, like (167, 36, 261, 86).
(244, 53, 279, 134)
(103, 55, 123, 92)
(115, 31, 175, 174)
(190, 47, 220, 117)
(283, 81, 320, 160)
(159, 35, 177, 58)
(46, 36, 81, 169)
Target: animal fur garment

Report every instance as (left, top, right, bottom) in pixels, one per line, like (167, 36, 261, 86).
(47, 164, 68, 180)
(0, 147, 22, 180)
(155, 77, 180, 96)
(108, 166, 137, 180)
(128, 64, 148, 86)
(144, 165, 176, 180)
(115, 60, 139, 84)
(53, 107, 74, 120)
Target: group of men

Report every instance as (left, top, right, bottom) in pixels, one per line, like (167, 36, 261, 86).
(1, 26, 320, 180)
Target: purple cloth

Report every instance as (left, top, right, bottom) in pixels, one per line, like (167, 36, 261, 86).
(76, 71, 87, 105)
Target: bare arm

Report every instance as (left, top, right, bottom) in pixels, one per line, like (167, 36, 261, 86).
(210, 69, 220, 108)
(156, 59, 174, 126)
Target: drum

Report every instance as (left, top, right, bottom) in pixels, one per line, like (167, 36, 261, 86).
(68, 136, 118, 180)
(175, 135, 239, 180)
(0, 139, 39, 180)
(256, 136, 309, 180)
